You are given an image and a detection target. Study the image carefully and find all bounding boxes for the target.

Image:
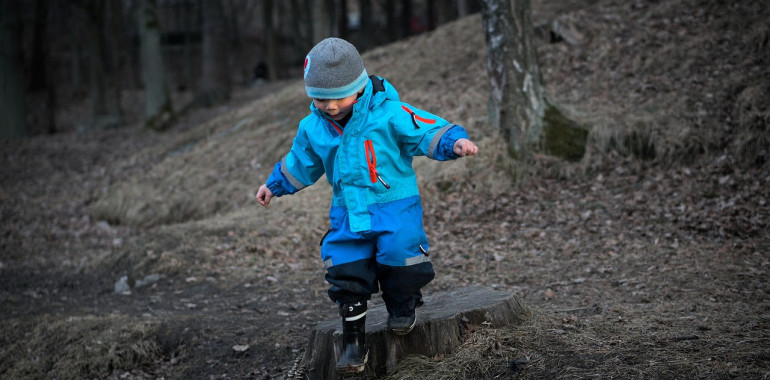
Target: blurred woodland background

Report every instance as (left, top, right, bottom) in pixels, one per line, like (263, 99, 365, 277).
(2, 0, 481, 137)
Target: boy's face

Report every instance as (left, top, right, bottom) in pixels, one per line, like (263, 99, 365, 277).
(313, 93, 359, 122)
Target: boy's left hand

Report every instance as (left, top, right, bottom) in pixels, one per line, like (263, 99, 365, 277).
(256, 184, 274, 207)
(453, 138, 479, 157)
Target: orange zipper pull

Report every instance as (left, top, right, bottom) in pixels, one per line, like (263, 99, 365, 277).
(365, 140, 390, 189)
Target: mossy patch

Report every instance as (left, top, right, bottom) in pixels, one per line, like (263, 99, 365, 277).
(543, 105, 589, 162)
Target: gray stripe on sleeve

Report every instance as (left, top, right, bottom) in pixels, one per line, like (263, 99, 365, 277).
(281, 155, 306, 191)
(427, 124, 455, 159)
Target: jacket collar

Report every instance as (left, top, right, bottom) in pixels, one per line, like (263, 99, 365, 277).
(309, 76, 401, 135)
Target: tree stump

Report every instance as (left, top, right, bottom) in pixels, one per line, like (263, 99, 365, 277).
(298, 286, 527, 379)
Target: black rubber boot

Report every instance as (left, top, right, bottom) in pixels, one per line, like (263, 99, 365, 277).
(387, 295, 417, 335)
(387, 313, 416, 335)
(336, 301, 368, 375)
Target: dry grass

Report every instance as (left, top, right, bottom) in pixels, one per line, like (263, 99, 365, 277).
(386, 302, 770, 380)
(0, 314, 161, 379)
(89, 81, 311, 228)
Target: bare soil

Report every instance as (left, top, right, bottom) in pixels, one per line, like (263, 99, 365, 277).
(2, 0, 769, 379)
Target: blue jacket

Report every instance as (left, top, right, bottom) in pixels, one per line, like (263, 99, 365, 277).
(266, 76, 468, 232)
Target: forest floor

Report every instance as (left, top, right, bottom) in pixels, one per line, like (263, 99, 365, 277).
(2, 0, 769, 379)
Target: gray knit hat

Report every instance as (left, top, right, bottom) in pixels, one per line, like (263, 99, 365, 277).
(303, 38, 368, 99)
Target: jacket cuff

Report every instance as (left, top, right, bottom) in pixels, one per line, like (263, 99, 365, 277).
(432, 125, 469, 161)
(265, 161, 296, 197)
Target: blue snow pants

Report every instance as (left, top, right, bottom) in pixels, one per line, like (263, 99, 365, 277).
(321, 195, 435, 317)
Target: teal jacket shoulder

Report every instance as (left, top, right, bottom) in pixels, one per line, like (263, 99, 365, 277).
(266, 75, 469, 232)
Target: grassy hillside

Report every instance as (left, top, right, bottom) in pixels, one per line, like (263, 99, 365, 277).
(1, 1, 768, 379)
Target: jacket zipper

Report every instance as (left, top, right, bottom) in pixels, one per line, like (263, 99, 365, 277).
(326, 118, 343, 135)
(364, 140, 390, 189)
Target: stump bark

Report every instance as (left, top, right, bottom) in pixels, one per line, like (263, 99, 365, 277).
(299, 286, 527, 379)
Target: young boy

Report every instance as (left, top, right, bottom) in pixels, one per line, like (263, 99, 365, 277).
(256, 38, 478, 375)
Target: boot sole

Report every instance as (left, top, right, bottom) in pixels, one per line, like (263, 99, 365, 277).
(336, 351, 369, 375)
(389, 317, 416, 335)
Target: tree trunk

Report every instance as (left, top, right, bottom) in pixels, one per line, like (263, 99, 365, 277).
(0, 0, 28, 138)
(311, 0, 328, 44)
(288, 0, 311, 60)
(31, 0, 57, 134)
(182, 3, 194, 91)
(436, 0, 457, 26)
(358, 0, 373, 50)
(480, 0, 547, 158)
(194, 0, 230, 107)
(71, 0, 123, 130)
(326, 0, 337, 37)
(263, 0, 279, 81)
(105, 1, 127, 99)
(426, 0, 436, 31)
(481, 0, 588, 162)
(385, 0, 398, 42)
(401, 0, 413, 38)
(457, 0, 471, 17)
(299, 286, 527, 379)
(29, 0, 48, 92)
(138, 0, 174, 130)
(338, 0, 349, 41)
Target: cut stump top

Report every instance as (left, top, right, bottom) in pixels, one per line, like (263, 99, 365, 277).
(300, 285, 527, 379)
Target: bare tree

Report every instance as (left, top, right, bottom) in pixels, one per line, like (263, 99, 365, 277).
(311, 0, 329, 43)
(426, 0, 436, 31)
(71, 0, 124, 130)
(456, 0, 473, 18)
(358, 0, 373, 49)
(67, 5, 83, 88)
(480, 0, 587, 161)
(29, 0, 57, 134)
(288, 0, 313, 60)
(0, 0, 28, 138)
(181, 2, 196, 91)
(263, 0, 279, 81)
(138, 0, 174, 130)
(435, 0, 458, 26)
(193, 0, 231, 106)
(481, 0, 545, 157)
(338, 0, 349, 41)
(401, 0, 413, 38)
(29, 0, 48, 92)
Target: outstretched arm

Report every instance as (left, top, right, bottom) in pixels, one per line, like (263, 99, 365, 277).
(257, 123, 325, 207)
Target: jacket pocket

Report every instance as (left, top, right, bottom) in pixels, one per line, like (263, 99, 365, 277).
(364, 140, 390, 189)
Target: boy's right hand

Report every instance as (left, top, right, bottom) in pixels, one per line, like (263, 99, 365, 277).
(453, 138, 479, 157)
(256, 184, 274, 207)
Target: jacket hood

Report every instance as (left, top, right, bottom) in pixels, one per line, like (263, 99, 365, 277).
(367, 75, 401, 107)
